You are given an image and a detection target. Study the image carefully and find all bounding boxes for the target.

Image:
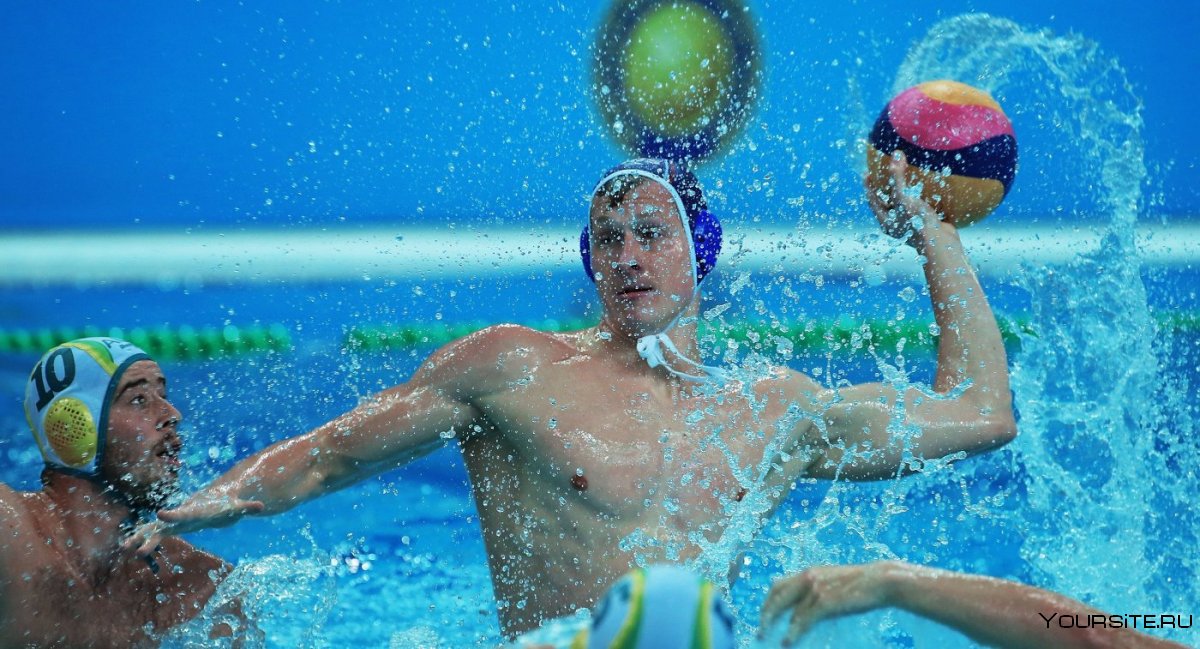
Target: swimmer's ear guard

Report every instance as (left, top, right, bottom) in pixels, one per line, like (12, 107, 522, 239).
(574, 564, 736, 649)
(23, 337, 151, 476)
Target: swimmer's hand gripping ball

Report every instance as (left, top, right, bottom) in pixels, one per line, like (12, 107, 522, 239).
(867, 80, 1017, 226)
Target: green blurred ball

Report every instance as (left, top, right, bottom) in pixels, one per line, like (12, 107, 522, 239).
(622, 1, 733, 137)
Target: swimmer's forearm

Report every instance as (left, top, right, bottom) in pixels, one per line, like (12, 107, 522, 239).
(884, 563, 1186, 649)
(909, 223, 1016, 457)
(207, 423, 443, 515)
(201, 386, 460, 514)
(201, 433, 349, 514)
(915, 223, 1009, 397)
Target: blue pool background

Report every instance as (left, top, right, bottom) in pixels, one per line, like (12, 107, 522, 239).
(1, 0, 1197, 229)
(2, 0, 1199, 647)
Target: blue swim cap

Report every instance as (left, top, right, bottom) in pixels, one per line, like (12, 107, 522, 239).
(574, 564, 736, 649)
(581, 158, 722, 283)
(23, 337, 152, 475)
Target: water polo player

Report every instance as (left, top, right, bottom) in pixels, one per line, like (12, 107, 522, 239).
(130, 155, 1017, 637)
(0, 337, 252, 646)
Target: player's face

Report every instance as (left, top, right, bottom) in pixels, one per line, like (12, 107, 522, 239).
(100, 360, 184, 510)
(589, 179, 695, 338)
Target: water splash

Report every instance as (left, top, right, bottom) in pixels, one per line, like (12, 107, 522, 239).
(725, 12, 1196, 647)
(160, 552, 338, 648)
(898, 10, 1192, 609)
(894, 10, 1196, 632)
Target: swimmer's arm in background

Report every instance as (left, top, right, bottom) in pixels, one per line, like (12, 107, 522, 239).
(127, 326, 522, 555)
(0, 483, 20, 617)
(760, 561, 1188, 649)
(788, 154, 1016, 481)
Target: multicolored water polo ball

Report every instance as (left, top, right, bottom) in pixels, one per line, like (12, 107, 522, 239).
(575, 564, 736, 649)
(594, 0, 761, 161)
(867, 80, 1017, 226)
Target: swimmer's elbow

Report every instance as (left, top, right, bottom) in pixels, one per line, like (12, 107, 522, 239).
(981, 413, 1018, 450)
(307, 458, 360, 497)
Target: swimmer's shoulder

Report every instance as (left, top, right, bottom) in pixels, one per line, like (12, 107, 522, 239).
(418, 323, 577, 384)
(443, 323, 579, 365)
(0, 484, 38, 581)
(0, 483, 34, 534)
(158, 536, 231, 581)
(0, 480, 19, 510)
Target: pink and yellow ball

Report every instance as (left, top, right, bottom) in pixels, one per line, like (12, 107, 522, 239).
(867, 80, 1018, 226)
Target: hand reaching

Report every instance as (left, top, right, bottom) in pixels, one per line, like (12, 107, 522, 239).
(760, 563, 894, 645)
(123, 491, 265, 557)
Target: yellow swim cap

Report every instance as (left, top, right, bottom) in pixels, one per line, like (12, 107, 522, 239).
(23, 337, 151, 475)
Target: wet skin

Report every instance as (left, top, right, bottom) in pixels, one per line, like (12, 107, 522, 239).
(0, 361, 236, 647)
(137, 157, 1017, 636)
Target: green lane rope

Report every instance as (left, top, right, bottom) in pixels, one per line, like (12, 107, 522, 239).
(345, 311, 1197, 353)
(0, 324, 291, 360)
(3, 312, 1191, 361)
(344, 316, 1038, 353)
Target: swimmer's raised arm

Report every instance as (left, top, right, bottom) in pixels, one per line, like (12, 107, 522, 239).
(789, 153, 1016, 481)
(128, 325, 525, 553)
(761, 562, 1188, 648)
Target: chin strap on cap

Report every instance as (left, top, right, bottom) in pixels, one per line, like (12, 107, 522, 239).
(636, 332, 727, 384)
(633, 285, 727, 385)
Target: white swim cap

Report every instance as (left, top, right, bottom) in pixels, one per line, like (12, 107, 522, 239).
(577, 564, 736, 649)
(23, 337, 152, 475)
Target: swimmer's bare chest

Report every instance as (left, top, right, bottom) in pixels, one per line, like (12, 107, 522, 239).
(457, 351, 817, 633)
(1, 532, 220, 648)
(468, 363, 801, 528)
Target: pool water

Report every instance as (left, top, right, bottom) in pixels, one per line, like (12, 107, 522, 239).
(1, 256, 1195, 647)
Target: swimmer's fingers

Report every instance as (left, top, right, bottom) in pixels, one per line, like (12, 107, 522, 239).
(873, 152, 943, 244)
(761, 572, 811, 630)
(768, 572, 822, 645)
(865, 176, 892, 220)
(865, 153, 915, 240)
(760, 571, 820, 645)
(765, 564, 892, 645)
(122, 495, 265, 557)
(888, 152, 938, 216)
(123, 520, 166, 557)
(783, 593, 821, 646)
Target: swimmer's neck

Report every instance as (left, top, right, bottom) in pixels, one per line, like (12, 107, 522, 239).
(593, 313, 703, 376)
(39, 469, 142, 566)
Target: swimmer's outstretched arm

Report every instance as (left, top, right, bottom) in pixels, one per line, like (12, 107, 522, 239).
(791, 153, 1016, 480)
(760, 562, 1188, 648)
(126, 327, 517, 555)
